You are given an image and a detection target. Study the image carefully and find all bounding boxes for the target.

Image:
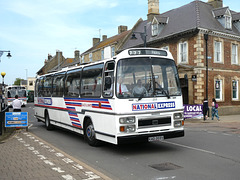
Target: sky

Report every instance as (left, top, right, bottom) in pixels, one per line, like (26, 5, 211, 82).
(0, 0, 239, 85)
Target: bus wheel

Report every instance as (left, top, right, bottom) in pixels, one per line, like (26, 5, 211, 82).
(84, 120, 100, 146)
(45, 112, 53, 130)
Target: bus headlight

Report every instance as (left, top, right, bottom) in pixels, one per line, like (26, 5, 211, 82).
(119, 116, 135, 124)
(174, 121, 184, 127)
(120, 125, 136, 133)
(174, 113, 183, 120)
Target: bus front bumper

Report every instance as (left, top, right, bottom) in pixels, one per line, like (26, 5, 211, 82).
(117, 130, 184, 145)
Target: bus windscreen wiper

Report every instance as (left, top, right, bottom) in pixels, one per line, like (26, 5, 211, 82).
(155, 82, 170, 99)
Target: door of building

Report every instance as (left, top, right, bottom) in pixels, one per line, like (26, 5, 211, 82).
(180, 77, 189, 104)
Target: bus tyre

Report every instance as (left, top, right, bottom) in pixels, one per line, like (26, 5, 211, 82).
(84, 120, 100, 146)
(45, 112, 53, 130)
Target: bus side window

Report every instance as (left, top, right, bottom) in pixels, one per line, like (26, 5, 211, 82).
(38, 77, 44, 97)
(52, 73, 65, 97)
(65, 68, 81, 97)
(43, 76, 52, 97)
(81, 63, 103, 97)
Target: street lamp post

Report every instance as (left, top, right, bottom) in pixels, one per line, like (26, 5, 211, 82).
(0, 72, 6, 135)
(0, 50, 12, 62)
(25, 69, 28, 80)
(131, 25, 147, 47)
(0, 50, 11, 136)
(1, 72, 6, 111)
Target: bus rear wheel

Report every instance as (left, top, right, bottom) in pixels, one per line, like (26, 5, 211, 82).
(84, 120, 100, 146)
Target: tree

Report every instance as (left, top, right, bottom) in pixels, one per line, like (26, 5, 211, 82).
(14, 78, 24, 85)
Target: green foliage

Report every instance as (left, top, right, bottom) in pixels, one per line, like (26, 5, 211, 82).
(14, 78, 24, 85)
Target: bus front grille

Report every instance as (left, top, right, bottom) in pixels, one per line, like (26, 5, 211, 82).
(138, 117, 171, 129)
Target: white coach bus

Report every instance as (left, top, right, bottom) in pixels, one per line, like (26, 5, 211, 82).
(5, 86, 28, 106)
(34, 48, 184, 146)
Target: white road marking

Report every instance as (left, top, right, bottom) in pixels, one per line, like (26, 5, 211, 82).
(207, 131, 217, 134)
(222, 133, 232, 136)
(163, 141, 216, 155)
(156, 176, 176, 180)
(16, 132, 102, 180)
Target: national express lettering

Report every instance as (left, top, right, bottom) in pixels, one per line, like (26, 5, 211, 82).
(132, 102, 175, 111)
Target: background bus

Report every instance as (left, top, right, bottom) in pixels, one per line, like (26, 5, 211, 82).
(34, 48, 184, 146)
(5, 86, 28, 106)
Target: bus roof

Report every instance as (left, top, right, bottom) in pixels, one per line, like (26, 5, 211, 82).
(6, 85, 26, 89)
(37, 48, 173, 78)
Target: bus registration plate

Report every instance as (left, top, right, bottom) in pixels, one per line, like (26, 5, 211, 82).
(148, 136, 164, 142)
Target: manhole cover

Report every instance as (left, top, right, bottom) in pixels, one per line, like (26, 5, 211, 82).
(150, 162, 182, 171)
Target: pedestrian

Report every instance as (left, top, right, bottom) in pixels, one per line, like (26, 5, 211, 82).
(211, 98, 219, 121)
(203, 98, 209, 120)
(12, 95, 22, 112)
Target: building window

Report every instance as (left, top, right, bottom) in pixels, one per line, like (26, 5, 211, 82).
(214, 41, 222, 63)
(152, 23, 158, 36)
(89, 53, 92, 62)
(179, 41, 187, 63)
(215, 79, 223, 101)
(29, 81, 33, 86)
(232, 80, 239, 100)
(101, 50, 104, 60)
(232, 44, 238, 64)
(111, 46, 115, 57)
(225, 15, 232, 29)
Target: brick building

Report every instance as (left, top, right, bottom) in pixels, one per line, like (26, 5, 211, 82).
(121, 0, 240, 115)
(81, 26, 130, 63)
(37, 50, 80, 75)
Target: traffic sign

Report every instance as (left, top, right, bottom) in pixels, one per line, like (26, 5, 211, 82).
(5, 112, 28, 128)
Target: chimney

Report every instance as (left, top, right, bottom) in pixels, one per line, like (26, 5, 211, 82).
(93, 38, 100, 46)
(48, 54, 52, 61)
(118, 25, 128, 34)
(208, 0, 223, 9)
(147, 0, 160, 22)
(74, 50, 80, 61)
(102, 35, 107, 41)
(56, 50, 62, 58)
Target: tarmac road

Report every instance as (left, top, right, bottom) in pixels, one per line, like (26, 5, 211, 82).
(1, 103, 240, 180)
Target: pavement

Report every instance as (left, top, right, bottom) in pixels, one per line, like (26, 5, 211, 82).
(184, 114, 240, 123)
(0, 129, 111, 180)
(0, 114, 239, 180)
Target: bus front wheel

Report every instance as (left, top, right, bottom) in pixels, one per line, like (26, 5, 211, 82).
(84, 120, 100, 146)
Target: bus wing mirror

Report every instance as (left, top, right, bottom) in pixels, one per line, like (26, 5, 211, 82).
(105, 76, 112, 89)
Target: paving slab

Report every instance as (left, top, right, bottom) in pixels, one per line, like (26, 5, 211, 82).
(0, 129, 111, 180)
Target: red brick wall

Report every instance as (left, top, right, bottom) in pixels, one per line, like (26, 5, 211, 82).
(158, 33, 240, 109)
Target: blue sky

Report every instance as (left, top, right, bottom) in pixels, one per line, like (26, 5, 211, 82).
(0, 0, 239, 85)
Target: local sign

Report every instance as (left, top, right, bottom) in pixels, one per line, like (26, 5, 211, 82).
(184, 104, 203, 119)
(5, 112, 28, 127)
